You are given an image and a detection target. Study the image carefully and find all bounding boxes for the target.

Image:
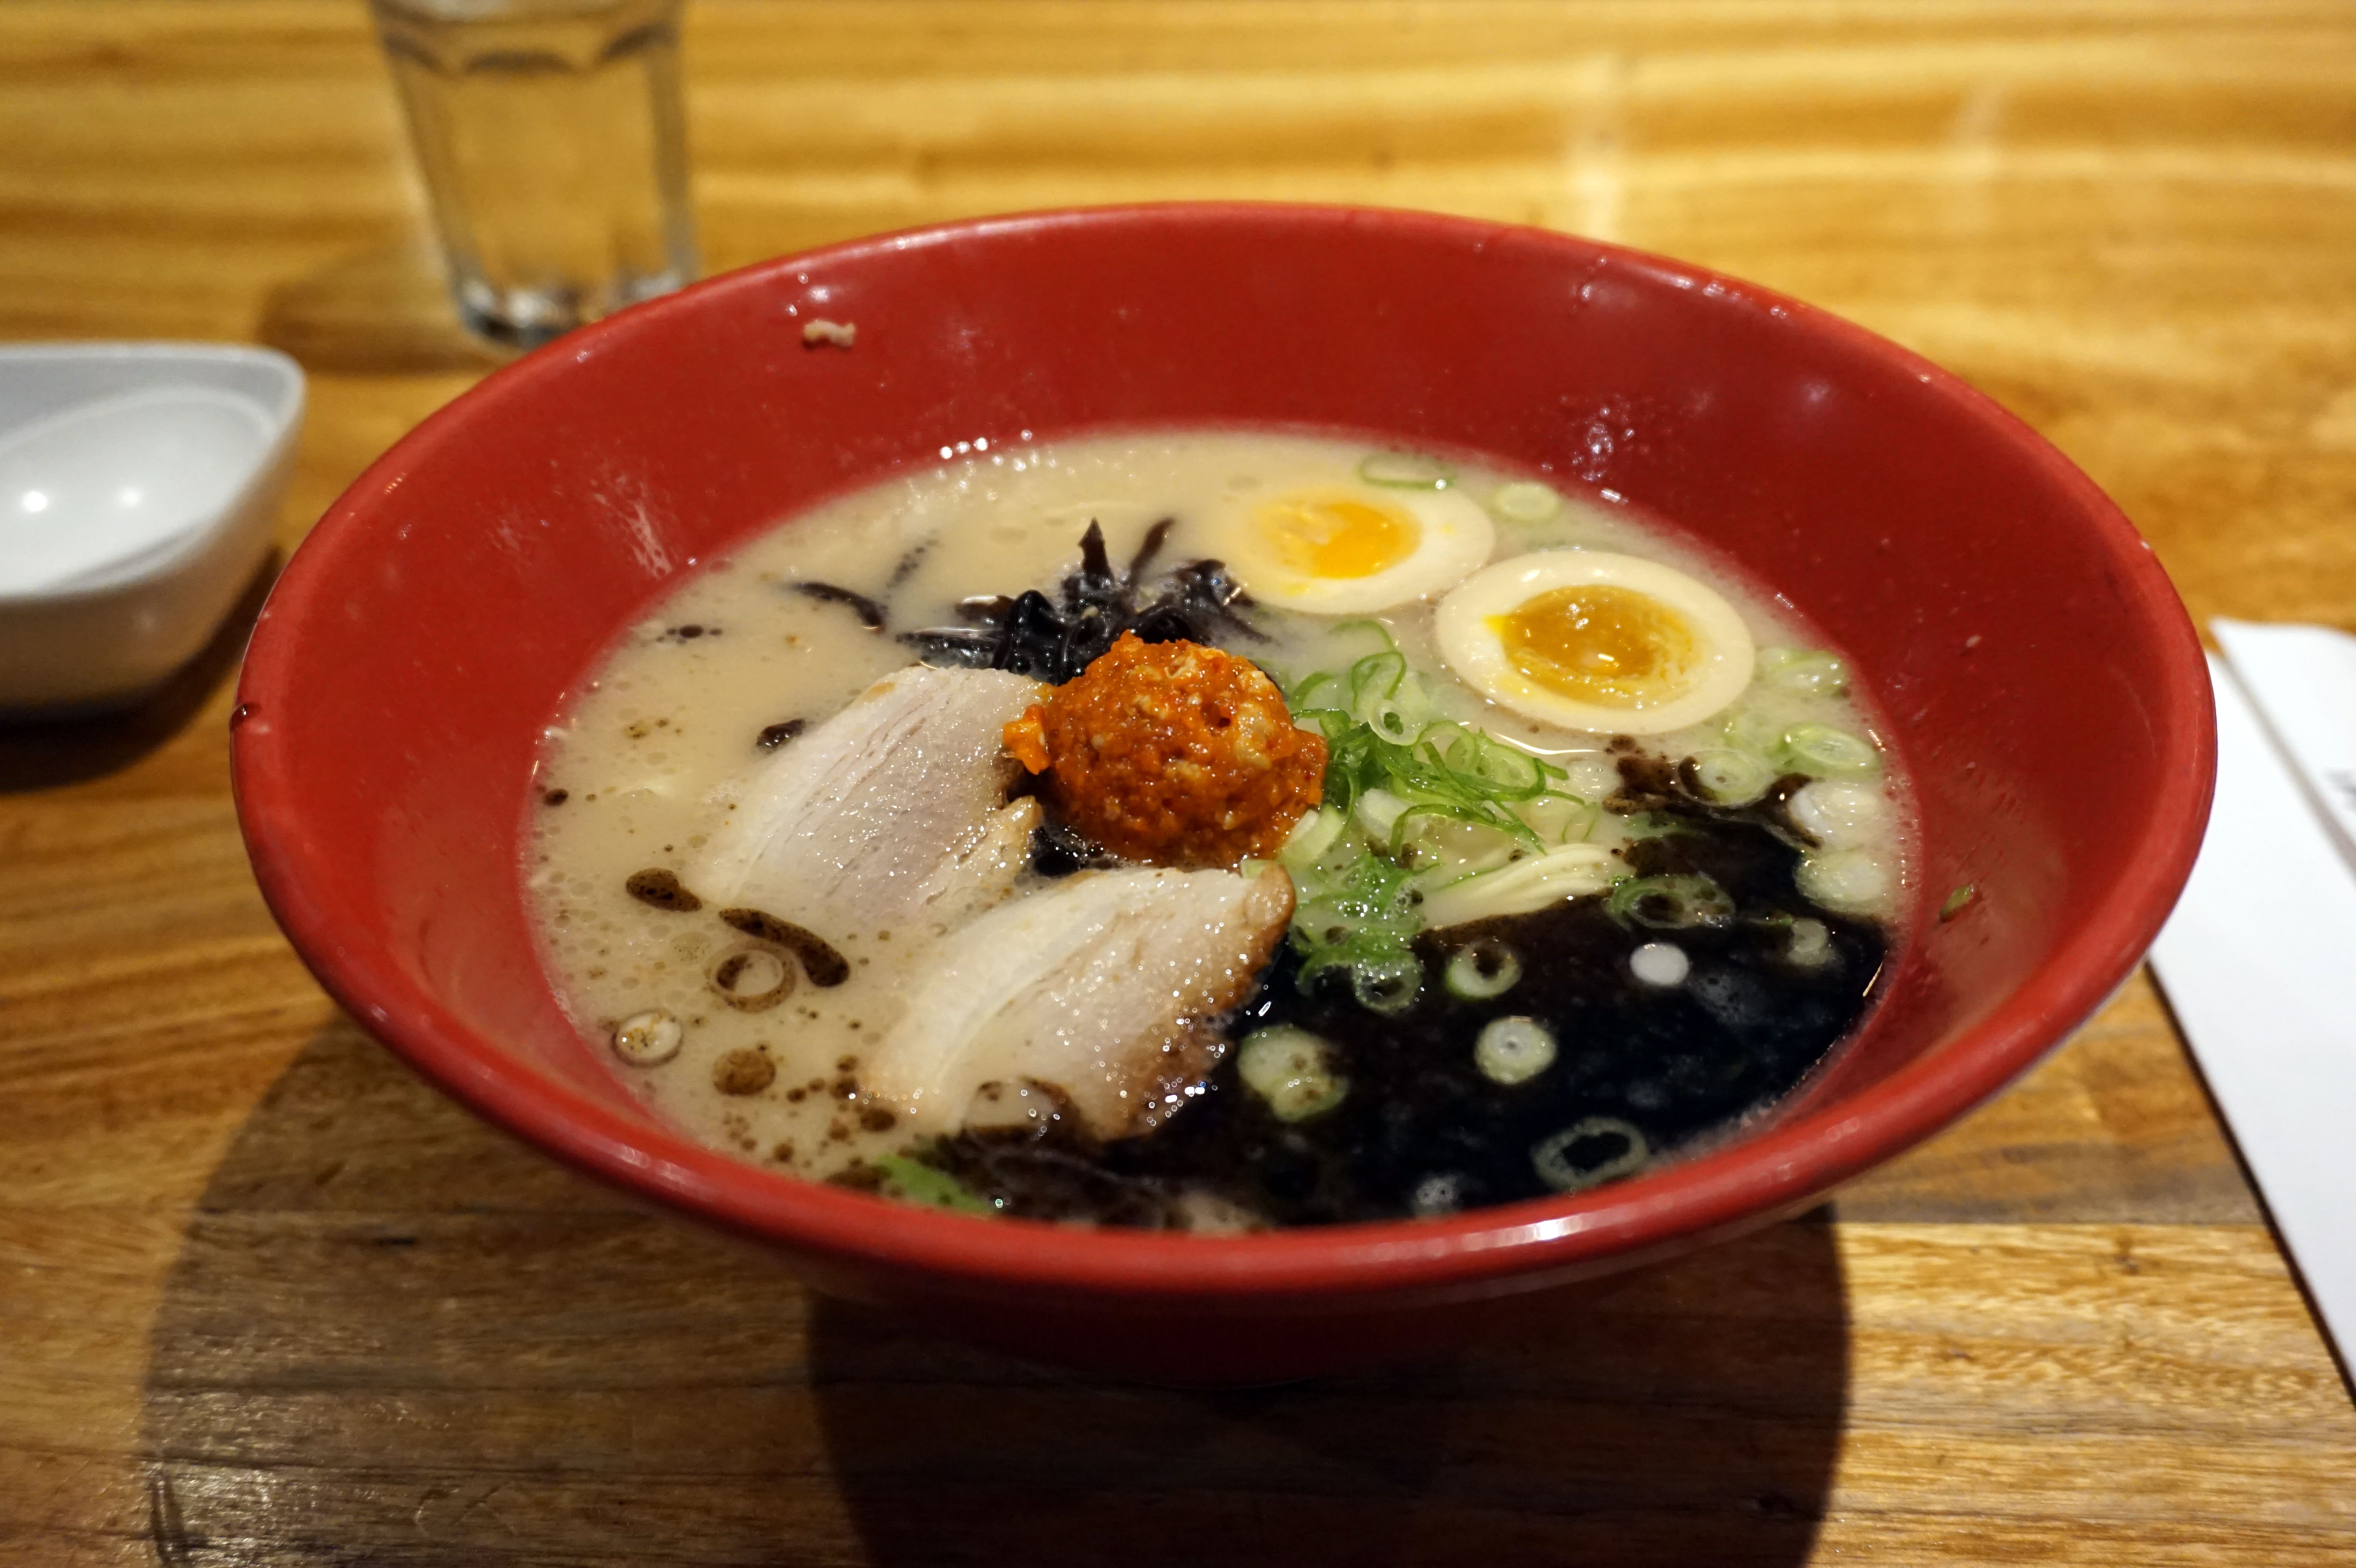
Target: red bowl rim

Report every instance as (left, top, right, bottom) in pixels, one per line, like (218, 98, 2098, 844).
(233, 202, 2215, 1302)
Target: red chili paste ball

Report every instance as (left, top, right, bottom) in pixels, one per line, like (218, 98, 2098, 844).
(1002, 633, 1327, 869)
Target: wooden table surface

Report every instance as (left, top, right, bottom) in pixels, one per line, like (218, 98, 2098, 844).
(6, 2, 2356, 1563)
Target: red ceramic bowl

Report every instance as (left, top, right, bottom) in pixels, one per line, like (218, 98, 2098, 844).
(233, 204, 2211, 1382)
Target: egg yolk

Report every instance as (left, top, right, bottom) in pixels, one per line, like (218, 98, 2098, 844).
(1490, 585, 1700, 708)
(1256, 493, 1420, 579)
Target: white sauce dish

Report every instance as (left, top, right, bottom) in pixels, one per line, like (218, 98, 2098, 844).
(0, 344, 303, 711)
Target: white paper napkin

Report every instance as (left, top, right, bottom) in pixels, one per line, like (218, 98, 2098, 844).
(2147, 629, 2356, 1366)
(2212, 619, 2356, 873)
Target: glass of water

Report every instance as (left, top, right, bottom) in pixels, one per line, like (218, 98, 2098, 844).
(370, 0, 698, 347)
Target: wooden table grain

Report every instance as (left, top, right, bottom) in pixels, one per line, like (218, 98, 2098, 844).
(5, 3, 2355, 1563)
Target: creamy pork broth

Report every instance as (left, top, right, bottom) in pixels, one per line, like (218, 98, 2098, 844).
(529, 430, 1906, 1225)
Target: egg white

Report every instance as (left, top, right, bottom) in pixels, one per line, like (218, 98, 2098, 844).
(1434, 550, 1755, 734)
(1210, 476, 1495, 614)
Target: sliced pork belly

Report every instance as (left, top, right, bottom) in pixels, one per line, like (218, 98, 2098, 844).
(689, 666, 1045, 939)
(862, 866, 1296, 1138)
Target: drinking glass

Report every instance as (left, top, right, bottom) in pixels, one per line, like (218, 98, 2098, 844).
(370, 0, 698, 346)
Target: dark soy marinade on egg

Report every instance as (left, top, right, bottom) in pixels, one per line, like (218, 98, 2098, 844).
(932, 805, 1884, 1228)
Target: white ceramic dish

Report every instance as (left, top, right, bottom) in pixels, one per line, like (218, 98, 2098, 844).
(0, 344, 304, 712)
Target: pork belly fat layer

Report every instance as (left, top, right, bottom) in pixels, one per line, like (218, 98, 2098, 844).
(862, 866, 1297, 1138)
(688, 667, 1045, 937)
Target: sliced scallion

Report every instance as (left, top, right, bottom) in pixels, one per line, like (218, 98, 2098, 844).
(1531, 1117, 1649, 1193)
(1776, 722, 1881, 779)
(1350, 953, 1424, 1015)
(1283, 624, 1616, 1001)
(1354, 787, 1411, 844)
(1347, 648, 1425, 743)
(1289, 668, 1341, 709)
(1414, 722, 1552, 805)
(1238, 1027, 1349, 1121)
(1786, 917, 1834, 966)
(1786, 779, 1889, 844)
(1465, 735, 1547, 796)
(1410, 1173, 1466, 1217)
(1475, 1015, 1557, 1085)
(1280, 806, 1348, 869)
(1289, 853, 1424, 1010)
(1796, 848, 1891, 913)
(1488, 481, 1562, 523)
(1757, 647, 1850, 698)
(875, 1154, 998, 1215)
(1606, 872, 1735, 930)
(1348, 647, 1406, 703)
(1444, 939, 1523, 999)
(1688, 746, 1775, 805)
(1721, 708, 1786, 755)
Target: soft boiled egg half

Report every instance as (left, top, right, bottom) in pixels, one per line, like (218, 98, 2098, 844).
(1207, 469, 1494, 613)
(1435, 551, 1755, 734)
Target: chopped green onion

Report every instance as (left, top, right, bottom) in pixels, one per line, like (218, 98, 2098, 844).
(1757, 647, 1850, 698)
(1475, 744, 1547, 796)
(875, 1154, 998, 1216)
(1283, 626, 1618, 1001)
(1488, 481, 1562, 523)
(1531, 1117, 1649, 1193)
(1475, 1015, 1557, 1085)
(1351, 954, 1423, 1015)
(1721, 708, 1786, 755)
(1444, 939, 1523, 999)
(1939, 884, 1977, 922)
(1688, 746, 1775, 804)
(1358, 451, 1456, 489)
(1299, 624, 1567, 829)
(1776, 722, 1881, 779)
(1324, 618, 1406, 662)
(1796, 848, 1891, 912)
(1280, 806, 1348, 869)
(1606, 873, 1735, 930)
(1289, 669, 1341, 709)
(1406, 733, 1550, 816)
(1786, 779, 1889, 844)
(1354, 787, 1412, 844)
(1238, 1027, 1349, 1120)
(1348, 647, 1407, 705)
(1347, 648, 1427, 743)
(1786, 917, 1834, 966)
(1410, 1174, 1466, 1217)
(1359, 695, 1431, 749)
(1289, 850, 1425, 1007)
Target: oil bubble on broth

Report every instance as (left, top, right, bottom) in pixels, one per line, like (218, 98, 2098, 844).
(529, 430, 1907, 1229)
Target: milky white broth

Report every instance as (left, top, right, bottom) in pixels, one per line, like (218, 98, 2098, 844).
(526, 430, 1907, 1211)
